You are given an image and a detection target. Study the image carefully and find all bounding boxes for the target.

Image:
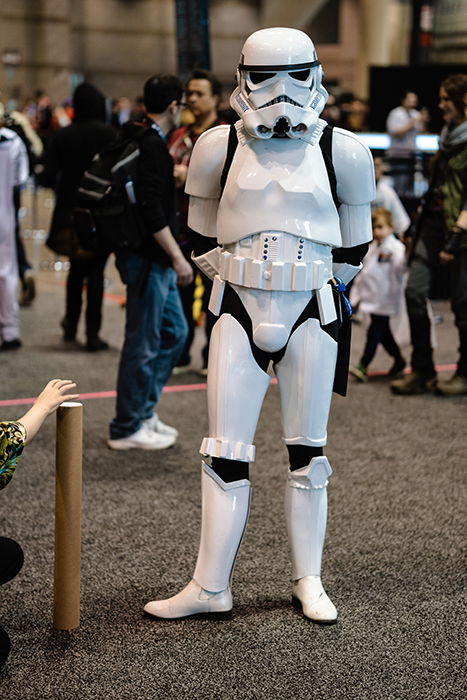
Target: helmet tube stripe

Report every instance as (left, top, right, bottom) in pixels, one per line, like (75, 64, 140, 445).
(238, 60, 320, 72)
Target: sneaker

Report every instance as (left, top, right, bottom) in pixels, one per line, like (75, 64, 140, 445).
(85, 336, 109, 351)
(61, 317, 76, 342)
(435, 373, 467, 396)
(142, 413, 178, 439)
(107, 426, 176, 450)
(349, 364, 368, 382)
(19, 271, 36, 306)
(390, 371, 437, 395)
(172, 364, 191, 376)
(387, 357, 406, 378)
(0, 338, 22, 351)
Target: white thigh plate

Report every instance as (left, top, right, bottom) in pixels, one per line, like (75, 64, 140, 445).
(201, 314, 271, 462)
(275, 318, 337, 447)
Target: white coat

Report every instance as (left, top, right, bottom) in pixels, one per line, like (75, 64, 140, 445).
(350, 234, 407, 317)
(0, 127, 29, 341)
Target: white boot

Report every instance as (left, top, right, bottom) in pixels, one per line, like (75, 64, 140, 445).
(285, 456, 337, 624)
(144, 462, 250, 620)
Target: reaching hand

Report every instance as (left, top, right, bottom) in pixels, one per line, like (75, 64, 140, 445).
(18, 380, 79, 443)
(34, 380, 79, 415)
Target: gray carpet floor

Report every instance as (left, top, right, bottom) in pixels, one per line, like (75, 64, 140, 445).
(0, 226, 465, 699)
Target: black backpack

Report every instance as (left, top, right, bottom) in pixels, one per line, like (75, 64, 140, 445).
(73, 127, 148, 253)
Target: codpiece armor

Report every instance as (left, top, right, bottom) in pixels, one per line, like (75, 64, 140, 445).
(144, 27, 375, 624)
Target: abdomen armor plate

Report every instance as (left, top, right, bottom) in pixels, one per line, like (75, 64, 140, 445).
(217, 137, 342, 247)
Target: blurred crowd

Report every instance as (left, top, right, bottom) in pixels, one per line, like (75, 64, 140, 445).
(0, 71, 466, 401)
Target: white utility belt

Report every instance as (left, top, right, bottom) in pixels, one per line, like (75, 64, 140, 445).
(193, 244, 337, 326)
(192, 246, 333, 293)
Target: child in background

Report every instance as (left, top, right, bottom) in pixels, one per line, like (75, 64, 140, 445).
(1, 378, 78, 668)
(350, 208, 407, 381)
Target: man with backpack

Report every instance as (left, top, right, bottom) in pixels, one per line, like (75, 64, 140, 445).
(108, 74, 193, 451)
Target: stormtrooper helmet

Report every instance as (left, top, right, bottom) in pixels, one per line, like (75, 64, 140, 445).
(230, 27, 328, 140)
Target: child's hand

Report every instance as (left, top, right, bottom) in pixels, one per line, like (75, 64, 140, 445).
(34, 379, 79, 416)
(18, 380, 79, 443)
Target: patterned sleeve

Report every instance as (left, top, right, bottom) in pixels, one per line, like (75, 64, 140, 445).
(0, 421, 27, 489)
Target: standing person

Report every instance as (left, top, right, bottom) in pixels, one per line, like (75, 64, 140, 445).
(169, 70, 226, 374)
(350, 208, 407, 381)
(144, 28, 375, 623)
(372, 156, 411, 237)
(386, 90, 428, 196)
(44, 82, 116, 350)
(0, 105, 29, 351)
(391, 74, 467, 396)
(0, 104, 43, 306)
(108, 74, 193, 451)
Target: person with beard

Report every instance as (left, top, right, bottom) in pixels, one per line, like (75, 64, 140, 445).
(391, 74, 467, 396)
(44, 82, 116, 350)
(169, 70, 226, 375)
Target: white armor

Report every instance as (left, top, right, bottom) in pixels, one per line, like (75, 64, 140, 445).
(145, 27, 375, 624)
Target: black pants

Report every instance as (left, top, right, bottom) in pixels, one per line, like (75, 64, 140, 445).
(0, 538, 24, 669)
(360, 314, 401, 368)
(406, 238, 467, 378)
(177, 231, 216, 368)
(65, 253, 109, 339)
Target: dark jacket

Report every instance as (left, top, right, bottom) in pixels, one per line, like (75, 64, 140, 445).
(122, 118, 178, 266)
(44, 82, 116, 233)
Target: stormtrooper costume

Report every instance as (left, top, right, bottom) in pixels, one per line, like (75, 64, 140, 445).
(0, 126, 29, 345)
(145, 28, 375, 623)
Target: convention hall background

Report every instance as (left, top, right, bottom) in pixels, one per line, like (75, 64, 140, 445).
(0, 1, 466, 699)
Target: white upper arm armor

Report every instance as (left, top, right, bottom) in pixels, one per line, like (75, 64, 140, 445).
(333, 128, 376, 247)
(186, 125, 230, 237)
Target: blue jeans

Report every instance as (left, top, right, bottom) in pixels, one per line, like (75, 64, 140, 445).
(110, 254, 188, 439)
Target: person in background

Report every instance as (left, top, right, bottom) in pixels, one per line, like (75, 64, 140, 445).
(386, 90, 429, 196)
(0, 102, 43, 307)
(372, 156, 411, 237)
(43, 82, 116, 350)
(350, 208, 407, 381)
(391, 74, 467, 396)
(0, 104, 29, 351)
(0, 378, 79, 669)
(108, 74, 192, 451)
(169, 70, 226, 376)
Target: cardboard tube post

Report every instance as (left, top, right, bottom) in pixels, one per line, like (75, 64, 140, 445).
(53, 401, 83, 630)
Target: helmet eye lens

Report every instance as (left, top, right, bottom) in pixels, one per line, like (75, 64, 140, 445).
(289, 69, 310, 81)
(248, 71, 276, 84)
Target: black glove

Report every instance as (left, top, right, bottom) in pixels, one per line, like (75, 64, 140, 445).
(444, 225, 466, 255)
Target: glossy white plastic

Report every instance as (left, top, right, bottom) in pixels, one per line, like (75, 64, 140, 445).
(284, 456, 333, 579)
(275, 319, 337, 447)
(193, 462, 251, 592)
(202, 313, 270, 460)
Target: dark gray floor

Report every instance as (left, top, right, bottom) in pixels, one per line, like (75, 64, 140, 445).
(0, 271, 465, 700)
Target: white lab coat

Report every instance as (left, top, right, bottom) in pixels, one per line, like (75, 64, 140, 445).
(350, 234, 407, 317)
(0, 127, 29, 341)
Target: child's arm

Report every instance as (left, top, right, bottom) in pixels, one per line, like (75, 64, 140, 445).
(0, 380, 78, 490)
(17, 379, 79, 443)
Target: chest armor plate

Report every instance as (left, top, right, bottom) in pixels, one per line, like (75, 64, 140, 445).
(217, 137, 342, 246)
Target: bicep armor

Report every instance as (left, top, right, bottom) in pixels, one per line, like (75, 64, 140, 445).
(186, 125, 230, 238)
(333, 128, 375, 249)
